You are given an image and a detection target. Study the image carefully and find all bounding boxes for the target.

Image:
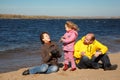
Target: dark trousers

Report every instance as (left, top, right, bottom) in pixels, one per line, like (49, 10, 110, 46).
(77, 56, 92, 69)
(77, 54, 111, 69)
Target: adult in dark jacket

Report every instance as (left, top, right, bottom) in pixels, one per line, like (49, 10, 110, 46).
(22, 32, 62, 75)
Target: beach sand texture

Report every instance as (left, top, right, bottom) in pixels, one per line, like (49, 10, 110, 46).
(0, 53, 120, 80)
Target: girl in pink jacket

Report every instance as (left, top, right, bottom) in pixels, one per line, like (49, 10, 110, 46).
(60, 21, 79, 71)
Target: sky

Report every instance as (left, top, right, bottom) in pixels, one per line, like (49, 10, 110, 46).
(0, 0, 120, 16)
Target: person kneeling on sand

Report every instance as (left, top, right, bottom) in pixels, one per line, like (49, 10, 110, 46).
(74, 33, 117, 70)
(22, 32, 62, 75)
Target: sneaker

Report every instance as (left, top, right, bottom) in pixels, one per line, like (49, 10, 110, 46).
(70, 68, 76, 71)
(22, 70, 29, 75)
(104, 64, 118, 71)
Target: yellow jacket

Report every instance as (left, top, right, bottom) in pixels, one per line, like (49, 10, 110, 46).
(74, 36, 108, 63)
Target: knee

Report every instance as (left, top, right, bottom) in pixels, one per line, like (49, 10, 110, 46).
(82, 56, 89, 62)
(41, 64, 48, 72)
(46, 65, 59, 74)
(51, 66, 59, 72)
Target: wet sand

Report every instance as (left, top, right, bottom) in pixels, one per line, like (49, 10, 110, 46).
(0, 49, 42, 73)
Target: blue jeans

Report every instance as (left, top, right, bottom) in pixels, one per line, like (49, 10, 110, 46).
(29, 64, 58, 74)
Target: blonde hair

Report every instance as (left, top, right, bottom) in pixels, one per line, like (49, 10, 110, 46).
(65, 21, 79, 31)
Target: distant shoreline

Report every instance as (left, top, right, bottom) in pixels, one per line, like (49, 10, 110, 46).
(0, 14, 120, 19)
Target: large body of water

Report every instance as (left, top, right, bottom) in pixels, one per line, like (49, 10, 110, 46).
(0, 19, 120, 53)
(0, 19, 120, 73)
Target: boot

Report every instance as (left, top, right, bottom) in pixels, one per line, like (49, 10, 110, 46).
(70, 68, 76, 71)
(63, 64, 68, 71)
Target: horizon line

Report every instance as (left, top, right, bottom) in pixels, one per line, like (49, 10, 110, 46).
(0, 14, 120, 19)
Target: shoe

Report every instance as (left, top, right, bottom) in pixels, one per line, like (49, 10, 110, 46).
(58, 63, 64, 68)
(22, 70, 29, 75)
(104, 64, 118, 71)
(63, 64, 68, 71)
(70, 68, 76, 71)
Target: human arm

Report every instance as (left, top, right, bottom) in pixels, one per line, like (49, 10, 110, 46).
(40, 46, 52, 63)
(49, 42, 62, 58)
(93, 40, 108, 57)
(61, 32, 77, 44)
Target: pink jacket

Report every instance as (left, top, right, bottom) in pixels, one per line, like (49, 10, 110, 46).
(62, 30, 78, 51)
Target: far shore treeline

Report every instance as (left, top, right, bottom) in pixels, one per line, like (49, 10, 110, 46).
(0, 14, 120, 19)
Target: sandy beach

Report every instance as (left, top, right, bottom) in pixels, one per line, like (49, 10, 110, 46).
(0, 52, 120, 80)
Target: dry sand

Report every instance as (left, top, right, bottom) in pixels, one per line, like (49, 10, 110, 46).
(0, 52, 120, 80)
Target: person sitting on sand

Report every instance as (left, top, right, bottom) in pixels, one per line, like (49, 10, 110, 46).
(22, 32, 62, 75)
(74, 33, 118, 70)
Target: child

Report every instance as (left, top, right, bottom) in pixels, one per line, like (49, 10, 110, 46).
(60, 21, 79, 71)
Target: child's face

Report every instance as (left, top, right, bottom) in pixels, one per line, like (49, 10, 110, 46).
(65, 24, 71, 31)
(42, 33, 51, 43)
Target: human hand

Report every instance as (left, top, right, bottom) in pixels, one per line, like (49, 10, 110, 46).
(94, 51, 102, 57)
(59, 36, 65, 42)
(49, 53, 52, 56)
(50, 49, 59, 57)
(81, 52, 85, 56)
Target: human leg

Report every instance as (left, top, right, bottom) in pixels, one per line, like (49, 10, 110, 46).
(22, 64, 48, 75)
(29, 64, 48, 74)
(68, 51, 76, 71)
(100, 54, 117, 70)
(64, 51, 69, 65)
(46, 65, 59, 74)
(77, 56, 91, 69)
(63, 51, 69, 71)
(91, 56, 102, 69)
(92, 54, 117, 70)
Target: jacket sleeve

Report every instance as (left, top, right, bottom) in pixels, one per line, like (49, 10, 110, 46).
(62, 32, 77, 44)
(95, 40, 108, 54)
(40, 47, 52, 63)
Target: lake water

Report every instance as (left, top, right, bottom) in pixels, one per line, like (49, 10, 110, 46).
(0, 19, 120, 73)
(0, 19, 120, 53)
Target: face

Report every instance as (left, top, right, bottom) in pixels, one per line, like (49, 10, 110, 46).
(42, 33, 51, 43)
(83, 35, 93, 45)
(65, 24, 71, 31)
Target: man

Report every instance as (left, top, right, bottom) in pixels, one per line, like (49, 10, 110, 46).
(74, 33, 117, 70)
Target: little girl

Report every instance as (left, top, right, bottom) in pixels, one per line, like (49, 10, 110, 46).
(60, 21, 79, 71)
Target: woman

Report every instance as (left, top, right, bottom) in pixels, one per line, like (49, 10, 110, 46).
(22, 32, 62, 75)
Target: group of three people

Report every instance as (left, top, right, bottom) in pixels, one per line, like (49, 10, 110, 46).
(22, 21, 117, 75)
